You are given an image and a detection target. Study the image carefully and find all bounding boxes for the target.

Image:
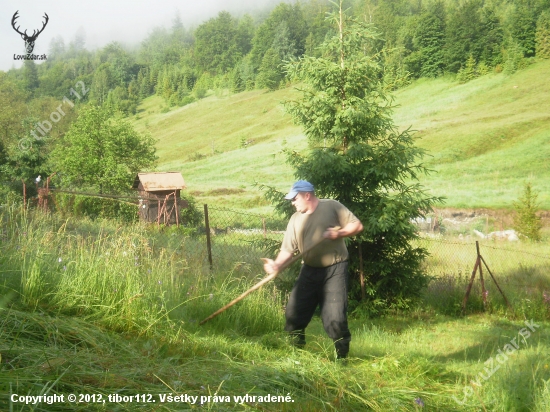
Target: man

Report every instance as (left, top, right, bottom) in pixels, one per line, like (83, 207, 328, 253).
(263, 180, 363, 359)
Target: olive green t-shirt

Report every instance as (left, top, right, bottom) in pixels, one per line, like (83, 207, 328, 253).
(281, 199, 359, 268)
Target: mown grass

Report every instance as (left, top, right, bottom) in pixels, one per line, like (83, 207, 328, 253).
(2, 206, 550, 411)
(130, 59, 550, 212)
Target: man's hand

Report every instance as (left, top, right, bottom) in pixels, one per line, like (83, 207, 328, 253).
(262, 251, 293, 275)
(323, 227, 341, 240)
(323, 221, 363, 240)
(262, 258, 280, 275)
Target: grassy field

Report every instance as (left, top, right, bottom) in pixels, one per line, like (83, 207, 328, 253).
(3, 206, 550, 411)
(132, 90, 305, 213)
(4, 59, 550, 411)
(392, 62, 550, 210)
(130, 59, 550, 213)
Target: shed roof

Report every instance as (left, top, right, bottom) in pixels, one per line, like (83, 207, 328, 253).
(132, 172, 186, 191)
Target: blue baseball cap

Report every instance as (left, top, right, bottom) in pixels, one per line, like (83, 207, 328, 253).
(284, 180, 314, 200)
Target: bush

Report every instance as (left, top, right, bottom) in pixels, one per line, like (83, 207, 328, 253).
(193, 88, 207, 99)
(53, 193, 138, 222)
(456, 54, 478, 83)
(179, 192, 203, 227)
(513, 182, 542, 241)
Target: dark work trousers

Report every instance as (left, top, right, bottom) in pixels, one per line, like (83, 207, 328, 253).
(284, 261, 351, 358)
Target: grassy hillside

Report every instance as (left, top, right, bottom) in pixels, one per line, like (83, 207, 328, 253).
(131, 60, 550, 213)
(393, 61, 550, 209)
(132, 90, 305, 213)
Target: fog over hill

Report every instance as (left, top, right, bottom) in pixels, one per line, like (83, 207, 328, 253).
(0, 0, 287, 72)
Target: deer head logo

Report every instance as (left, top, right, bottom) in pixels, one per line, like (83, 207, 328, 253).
(11, 11, 49, 54)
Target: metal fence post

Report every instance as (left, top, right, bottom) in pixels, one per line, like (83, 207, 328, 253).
(359, 242, 365, 300)
(204, 204, 213, 270)
(21, 180, 26, 209)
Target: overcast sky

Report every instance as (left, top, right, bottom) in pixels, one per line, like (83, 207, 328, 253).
(0, 0, 284, 72)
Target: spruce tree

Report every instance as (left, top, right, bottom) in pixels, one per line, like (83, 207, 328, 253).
(536, 11, 550, 58)
(281, 0, 442, 310)
(457, 54, 478, 83)
(416, 1, 446, 78)
(22, 61, 39, 95)
(511, 3, 536, 58)
(256, 48, 283, 90)
(513, 182, 542, 241)
(479, 5, 504, 67)
(445, 0, 483, 72)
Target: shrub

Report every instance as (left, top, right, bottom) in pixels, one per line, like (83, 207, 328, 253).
(53, 192, 138, 222)
(513, 182, 542, 241)
(179, 192, 203, 227)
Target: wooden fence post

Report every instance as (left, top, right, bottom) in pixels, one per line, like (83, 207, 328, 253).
(21, 180, 26, 209)
(204, 204, 213, 270)
(359, 242, 365, 300)
(462, 241, 512, 313)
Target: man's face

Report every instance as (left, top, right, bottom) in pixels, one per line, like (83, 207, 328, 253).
(291, 192, 309, 213)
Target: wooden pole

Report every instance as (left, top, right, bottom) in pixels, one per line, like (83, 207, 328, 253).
(477, 241, 488, 310)
(162, 195, 169, 225)
(157, 199, 160, 227)
(44, 177, 50, 211)
(204, 204, 213, 270)
(480, 255, 513, 310)
(462, 241, 512, 313)
(21, 180, 26, 209)
(359, 242, 365, 300)
(174, 191, 179, 227)
(462, 241, 481, 313)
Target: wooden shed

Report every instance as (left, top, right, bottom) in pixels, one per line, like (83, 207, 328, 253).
(132, 172, 188, 225)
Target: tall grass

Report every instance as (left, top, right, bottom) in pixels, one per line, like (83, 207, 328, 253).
(1, 204, 281, 336)
(3, 205, 550, 411)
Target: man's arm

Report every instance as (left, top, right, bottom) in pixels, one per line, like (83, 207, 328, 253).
(323, 220, 363, 240)
(263, 250, 294, 275)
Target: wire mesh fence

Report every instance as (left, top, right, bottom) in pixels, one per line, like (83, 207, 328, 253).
(5, 185, 549, 300)
(197, 206, 550, 315)
(202, 205, 286, 274)
(413, 236, 550, 313)
(416, 237, 550, 281)
(200, 206, 550, 296)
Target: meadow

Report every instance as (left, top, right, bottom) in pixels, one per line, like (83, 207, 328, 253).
(3, 58, 550, 412)
(2, 204, 550, 411)
(130, 59, 550, 214)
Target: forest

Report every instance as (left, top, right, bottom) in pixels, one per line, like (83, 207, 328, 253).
(0, 0, 550, 192)
(1, 0, 550, 198)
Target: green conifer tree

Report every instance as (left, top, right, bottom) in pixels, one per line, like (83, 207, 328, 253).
(416, 1, 446, 78)
(280, 0, 442, 309)
(511, 3, 536, 57)
(536, 11, 550, 58)
(513, 182, 542, 241)
(457, 54, 478, 83)
(256, 48, 283, 90)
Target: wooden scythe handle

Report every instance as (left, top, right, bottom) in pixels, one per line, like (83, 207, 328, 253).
(199, 226, 340, 325)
